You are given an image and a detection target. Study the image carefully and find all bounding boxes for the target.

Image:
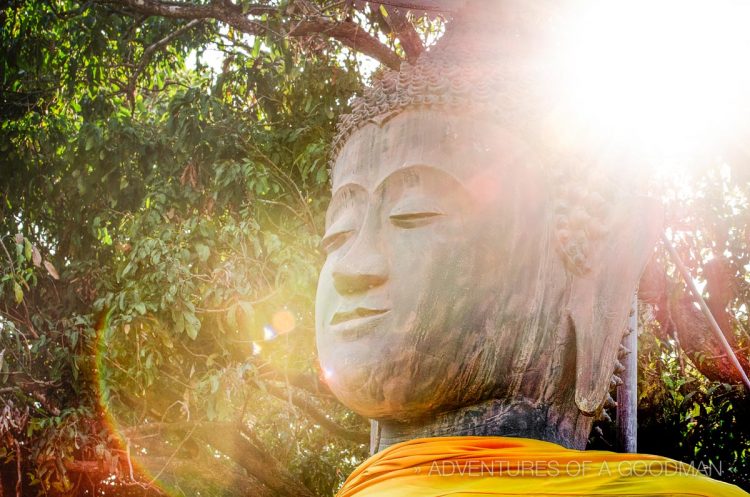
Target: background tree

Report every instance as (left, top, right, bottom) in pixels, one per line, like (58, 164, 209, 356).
(1, 1, 749, 496)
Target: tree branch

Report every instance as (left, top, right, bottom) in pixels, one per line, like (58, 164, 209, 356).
(133, 19, 205, 84)
(289, 18, 402, 69)
(125, 18, 205, 105)
(262, 382, 369, 444)
(99, 0, 269, 34)
(255, 363, 334, 397)
(98, 0, 278, 19)
(382, 6, 423, 62)
(363, 0, 449, 13)
(193, 424, 317, 497)
(101, 0, 404, 69)
(640, 255, 750, 386)
(61, 455, 276, 497)
(120, 420, 317, 497)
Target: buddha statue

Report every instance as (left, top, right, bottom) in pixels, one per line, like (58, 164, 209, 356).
(315, 2, 750, 495)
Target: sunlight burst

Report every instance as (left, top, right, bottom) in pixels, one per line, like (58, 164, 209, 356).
(553, 0, 750, 172)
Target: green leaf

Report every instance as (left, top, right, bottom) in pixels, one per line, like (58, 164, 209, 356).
(24, 239, 32, 261)
(252, 36, 262, 58)
(44, 260, 60, 280)
(13, 281, 23, 303)
(184, 313, 200, 340)
(238, 301, 254, 322)
(195, 243, 210, 262)
(32, 245, 42, 267)
(226, 303, 239, 330)
(121, 261, 133, 278)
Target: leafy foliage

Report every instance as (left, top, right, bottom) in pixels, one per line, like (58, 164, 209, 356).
(1, 1, 371, 495)
(638, 334, 750, 489)
(2, 1, 750, 496)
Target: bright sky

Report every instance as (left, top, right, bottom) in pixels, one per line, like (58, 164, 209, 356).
(553, 0, 750, 175)
(193, 1, 750, 181)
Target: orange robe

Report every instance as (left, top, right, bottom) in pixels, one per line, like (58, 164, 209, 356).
(337, 436, 749, 497)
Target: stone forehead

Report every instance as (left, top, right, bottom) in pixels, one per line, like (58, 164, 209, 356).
(331, 109, 543, 193)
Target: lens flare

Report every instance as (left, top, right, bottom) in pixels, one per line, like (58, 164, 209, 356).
(94, 314, 250, 495)
(262, 324, 278, 341)
(271, 309, 296, 335)
(552, 0, 750, 171)
(94, 312, 173, 495)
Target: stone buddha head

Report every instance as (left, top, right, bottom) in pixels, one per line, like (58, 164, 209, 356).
(315, 2, 661, 450)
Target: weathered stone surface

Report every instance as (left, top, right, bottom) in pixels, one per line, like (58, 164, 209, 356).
(315, 1, 662, 451)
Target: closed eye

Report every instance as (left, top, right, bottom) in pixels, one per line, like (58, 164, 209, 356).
(390, 211, 444, 227)
(321, 214, 358, 254)
(320, 229, 354, 254)
(389, 199, 444, 228)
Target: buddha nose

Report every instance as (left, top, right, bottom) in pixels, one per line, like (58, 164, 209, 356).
(332, 246, 388, 295)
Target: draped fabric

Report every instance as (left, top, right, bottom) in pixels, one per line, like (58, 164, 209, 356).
(337, 436, 749, 497)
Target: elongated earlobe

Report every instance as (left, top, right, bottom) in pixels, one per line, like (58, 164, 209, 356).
(564, 195, 662, 415)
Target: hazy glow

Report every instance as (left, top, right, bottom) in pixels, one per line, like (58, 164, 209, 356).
(263, 324, 278, 341)
(555, 1, 750, 167)
(271, 309, 296, 335)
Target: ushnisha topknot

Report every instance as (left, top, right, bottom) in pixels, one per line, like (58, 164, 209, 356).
(329, 1, 561, 169)
(330, 46, 541, 168)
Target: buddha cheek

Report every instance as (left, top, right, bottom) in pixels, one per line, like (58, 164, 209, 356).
(388, 226, 483, 348)
(386, 233, 443, 307)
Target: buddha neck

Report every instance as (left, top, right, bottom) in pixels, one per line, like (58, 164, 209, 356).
(372, 398, 592, 454)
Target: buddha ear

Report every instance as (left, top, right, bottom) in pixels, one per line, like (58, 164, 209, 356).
(561, 194, 662, 415)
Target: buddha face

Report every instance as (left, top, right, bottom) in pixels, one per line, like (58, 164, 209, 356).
(315, 108, 560, 420)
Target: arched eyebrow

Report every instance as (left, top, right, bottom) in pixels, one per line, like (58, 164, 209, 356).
(330, 182, 367, 202)
(373, 164, 469, 194)
(327, 183, 367, 224)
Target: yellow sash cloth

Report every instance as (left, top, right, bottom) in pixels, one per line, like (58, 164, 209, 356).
(337, 436, 749, 497)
